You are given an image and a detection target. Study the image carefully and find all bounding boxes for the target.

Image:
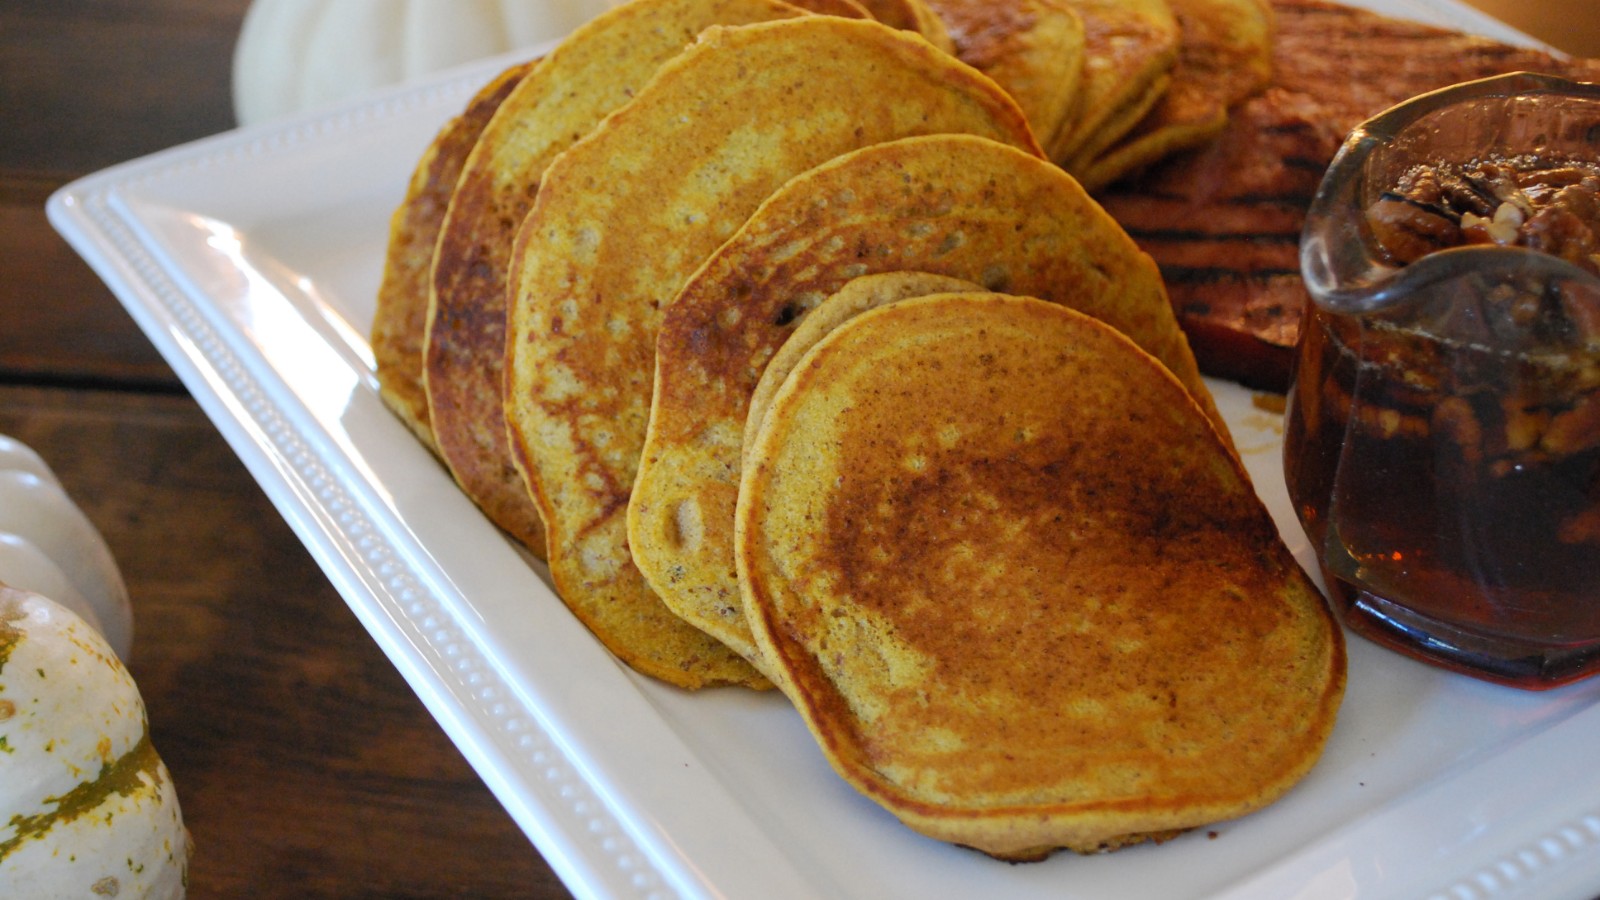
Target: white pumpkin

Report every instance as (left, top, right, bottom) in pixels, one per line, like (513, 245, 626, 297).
(0, 436, 132, 662)
(0, 585, 190, 899)
(231, 0, 621, 125)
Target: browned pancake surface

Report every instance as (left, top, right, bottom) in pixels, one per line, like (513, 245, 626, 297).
(854, 0, 956, 51)
(737, 293, 1345, 859)
(372, 61, 531, 453)
(924, 0, 1085, 141)
(743, 271, 984, 462)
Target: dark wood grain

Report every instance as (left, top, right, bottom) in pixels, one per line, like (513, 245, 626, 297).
(0, 0, 249, 178)
(0, 1, 574, 896)
(0, 0, 233, 389)
(0, 198, 181, 390)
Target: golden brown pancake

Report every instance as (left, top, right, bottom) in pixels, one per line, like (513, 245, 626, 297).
(685, 270, 982, 676)
(924, 0, 1085, 146)
(737, 293, 1345, 860)
(1049, 0, 1179, 165)
(743, 272, 984, 464)
(788, 0, 871, 15)
(854, 0, 956, 52)
(424, 0, 811, 557)
(1076, 0, 1274, 191)
(1061, 71, 1170, 173)
(503, 18, 1039, 689)
(372, 60, 532, 454)
(631, 133, 1224, 678)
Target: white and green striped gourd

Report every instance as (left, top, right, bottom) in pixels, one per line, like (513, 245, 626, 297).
(0, 585, 189, 898)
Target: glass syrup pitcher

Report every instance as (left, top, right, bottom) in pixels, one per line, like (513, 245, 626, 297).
(1284, 72, 1600, 689)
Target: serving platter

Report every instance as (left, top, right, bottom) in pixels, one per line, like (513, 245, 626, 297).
(48, 1, 1600, 897)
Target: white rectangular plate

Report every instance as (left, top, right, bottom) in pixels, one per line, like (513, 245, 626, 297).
(49, 2, 1600, 898)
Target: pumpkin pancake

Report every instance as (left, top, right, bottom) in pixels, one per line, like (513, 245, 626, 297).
(671, 270, 981, 676)
(503, 18, 1039, 689)
(1060, 71, 1170, 174)
(786, 0, 875, 17)
(924, 0, 1085, 147)
(743, 272, 984, 464)
(1076, 0, 1273, 191)
(736, 293, 1345, 860)
(1048, 0, 1179, 166)
(372, 60, 532, 455)
(854, 0, 956, 52)
(631, 134, 1223, 678)
(425, 0, 811, 556)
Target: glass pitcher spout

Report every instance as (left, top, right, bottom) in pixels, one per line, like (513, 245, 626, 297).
(1302, 72, 1600, 322)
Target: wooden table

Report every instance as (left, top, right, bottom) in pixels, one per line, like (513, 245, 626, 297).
(2, 2, 1594, 899)
(1, 2, 572, 896)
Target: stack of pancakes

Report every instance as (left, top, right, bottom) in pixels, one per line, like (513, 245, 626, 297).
(925, 0, 1278, 191)
(370, 0, 1344, 860)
